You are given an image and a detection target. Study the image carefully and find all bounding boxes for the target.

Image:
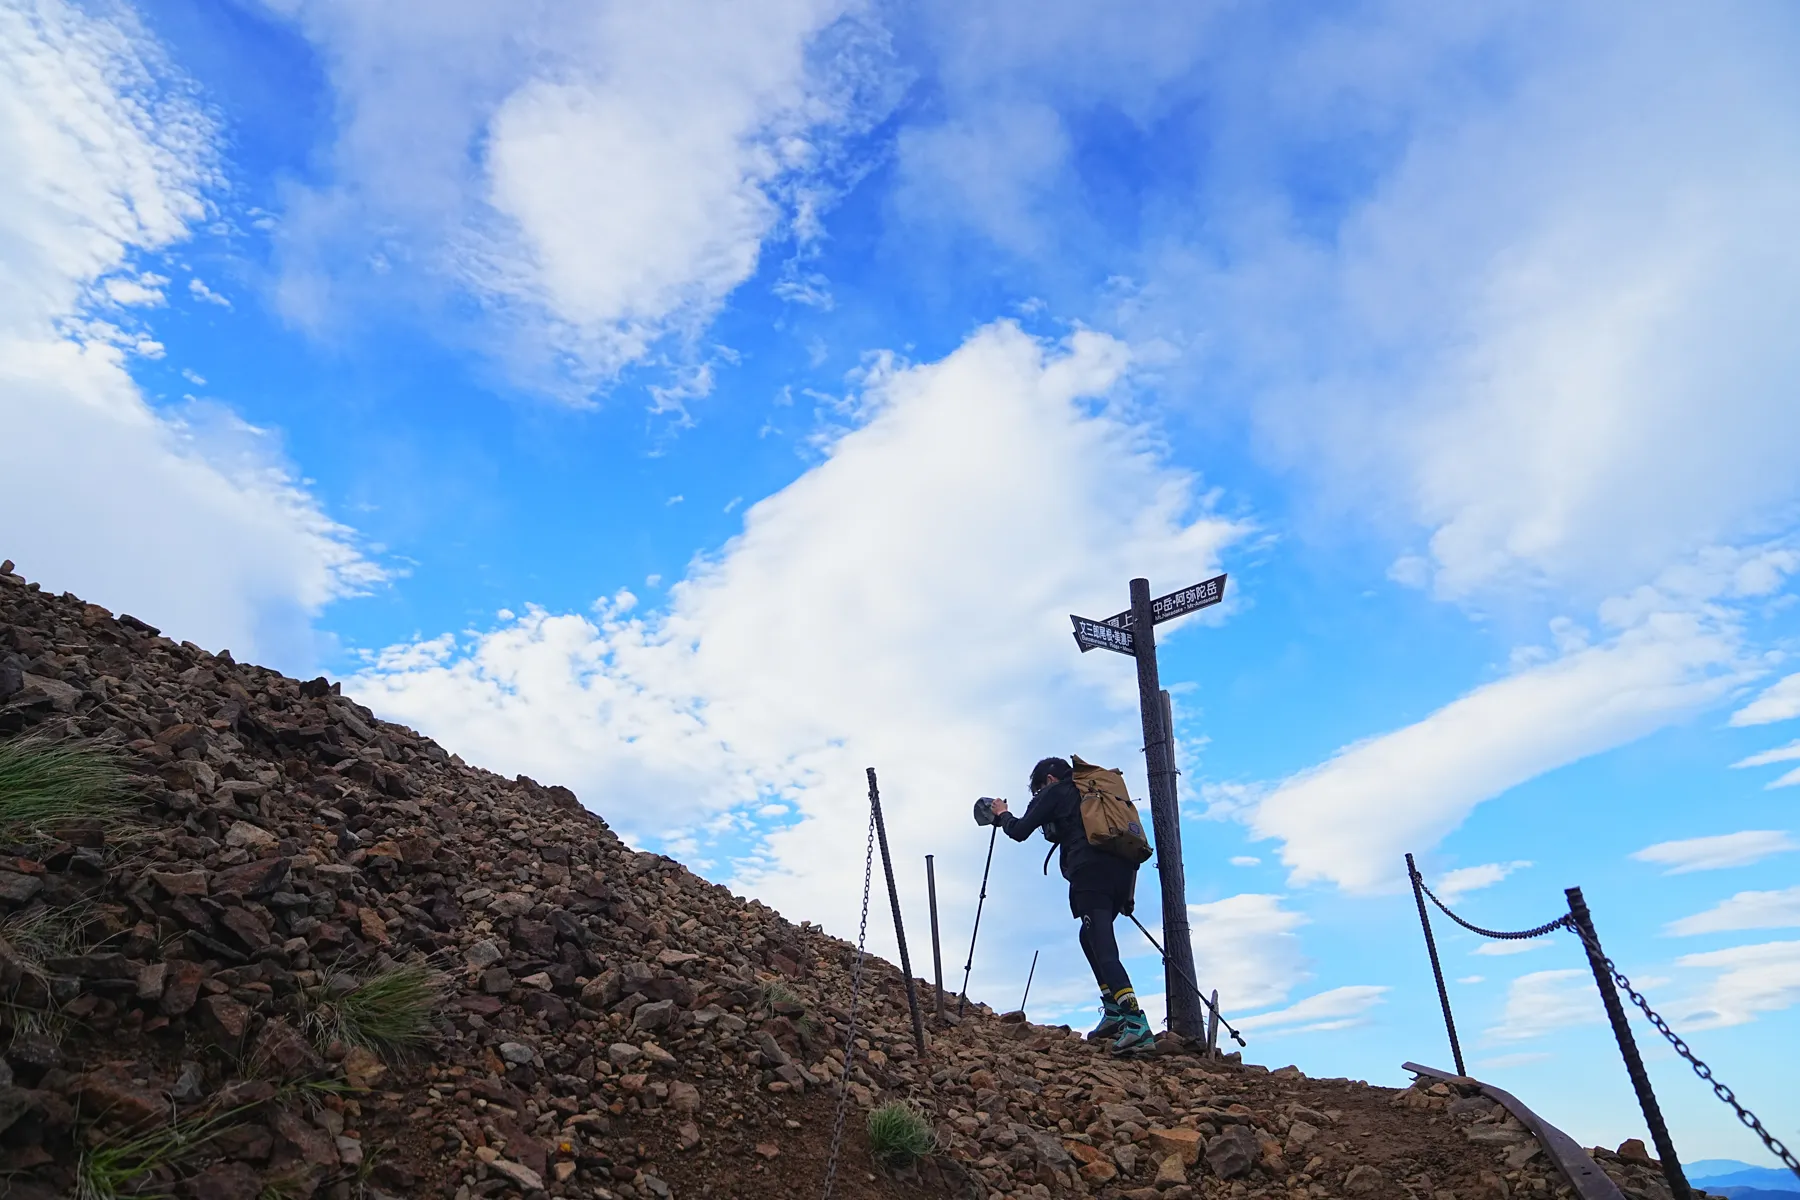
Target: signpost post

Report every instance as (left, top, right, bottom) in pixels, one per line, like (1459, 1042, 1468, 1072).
(1070, 572, 1225, 1041)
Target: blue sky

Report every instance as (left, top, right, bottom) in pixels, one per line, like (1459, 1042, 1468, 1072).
(4, 0, 1799, 1164)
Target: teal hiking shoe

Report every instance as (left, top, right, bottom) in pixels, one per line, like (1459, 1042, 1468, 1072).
(1110, 1008, 1156, 1057)
(1087, 994, 1125, 1042)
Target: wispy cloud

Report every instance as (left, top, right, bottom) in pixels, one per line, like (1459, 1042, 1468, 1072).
(1486, 970, 1600, 1042)
(1666, 887, 1800, 937)
(1730, 673, 1800, 726)
(1632, 831, 1798, 875)
(1436, 860, 1534, 902)
(1674, 940, 1800, 1030)
(1474, 938, 1553, 958)
(1235, 986, 1388, 1036)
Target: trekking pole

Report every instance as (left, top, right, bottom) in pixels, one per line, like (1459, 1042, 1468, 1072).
(1019, 950, 1039, 1015)
(957, 823, 1000, 1016)
(1125, 913, 1246, 1047)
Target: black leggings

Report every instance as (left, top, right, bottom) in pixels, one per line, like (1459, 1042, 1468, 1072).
(1078, 907, 1133, 996)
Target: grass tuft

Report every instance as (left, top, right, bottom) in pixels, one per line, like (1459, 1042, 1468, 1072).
(74, 1103, 246, 1200)
(1, 898, 105, 977)
(313, 961, 445, 1056)
(866, 1100, 935, 1168)
(0, 734, 132, 838)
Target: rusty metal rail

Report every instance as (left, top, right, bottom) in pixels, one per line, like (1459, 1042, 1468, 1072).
(1405, 1062, 1625, 1200)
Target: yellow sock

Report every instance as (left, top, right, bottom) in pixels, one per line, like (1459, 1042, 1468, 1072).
(1114, 988, 1139, 1012)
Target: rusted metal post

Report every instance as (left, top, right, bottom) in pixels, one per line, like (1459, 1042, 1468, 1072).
(869, 768, 927, 1058)
(926, 855, 945, 1020)
(1407, 853, 1466, 1076)
(1131, 578, 1202, 1040)
(1205, 989, 1219, 1056)
(1567, 887, 1689, 1200)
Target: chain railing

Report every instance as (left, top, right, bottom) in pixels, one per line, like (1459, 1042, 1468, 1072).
(1404, 854, 1800, 1199)
(821, 804, 877, 1200)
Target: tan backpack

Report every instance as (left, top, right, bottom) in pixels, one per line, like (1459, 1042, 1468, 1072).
(1069, 755, 1153, 864)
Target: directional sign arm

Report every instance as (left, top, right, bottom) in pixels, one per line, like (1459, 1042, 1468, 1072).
(1070, 615, 1135, 656)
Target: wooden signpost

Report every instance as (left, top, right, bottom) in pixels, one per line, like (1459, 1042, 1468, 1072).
(1069, 572, 1226, 1041)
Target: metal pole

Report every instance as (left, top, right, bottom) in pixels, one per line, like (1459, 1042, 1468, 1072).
(1130, 577, 1202, 1040)
(1567, 887, 1690, 1200)
(957, 825, 999, 1016)
(1124, 912, 1244, 1047)
(1205, 989, 1219, 1056)
(926, 855, 945, 1021)
(1407, 853, 1466, 1077)
(1019, 950, 1039, 1015)
(868, 768, 927, 1058)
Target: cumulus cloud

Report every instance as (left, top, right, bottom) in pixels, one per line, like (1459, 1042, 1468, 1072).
(1185, 894, 1309, 1011)
(1631, 831, 1798, 875)
(1250, 610, 1749, 893)
(0, 0, 376, 664)
(265, 0, 900, 401)
(1473, 938, 1553, 958)
(1486, 969, 1601, 1042)
(350, 322, 1247, 994)
(1674, 940, 1800, 1030)
(1732, 674, 1800, 727)
(1666, 887, 1800, 938)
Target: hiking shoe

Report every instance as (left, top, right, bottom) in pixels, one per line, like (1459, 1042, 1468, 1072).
(1087, 996, 1125, 1042)
(1110, 1010, 1156, 1057)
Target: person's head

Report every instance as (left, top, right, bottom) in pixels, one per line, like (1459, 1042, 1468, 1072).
(1029, 756, 1073, 794)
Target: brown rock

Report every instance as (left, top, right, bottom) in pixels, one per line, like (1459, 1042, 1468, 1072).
(161, 961, 207, 1016)
(149, 869, 210, 897)
(489, 1159, 544, 1190)
(252, 1018, 321, 1077)
(755, 1142, 780, 1159)
(73, 1067, 164, 1128)
(1148, 1127, 1203, 1166)
(1082, 1160, 1119, 1184)
(342, 1045, 386, 1090)
(1154, 1152, 1188, 1189)
(271, 1106, 339, 1167)
(669, 1080, 701, 1112)
(1617, 1139, 1653, 1164)
(219, 905, 271, 949)
(186, 1161, 260, 1200)
(1345, 1164, 1387, 1195)
(211, 857, 289, 899)
(203, 993, 252, 1042)
(136, 961, 168, 1001)
(358, 908, 389, 944)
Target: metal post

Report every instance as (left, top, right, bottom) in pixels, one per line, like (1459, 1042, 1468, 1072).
(1130, 578, 1202, 1040)
(1407, 853, 1466, 1077)
(958, 825, 999, 1016)
(926, 855, 945, 1021)
(869, 768, 927, 1058)
(1567, 887, 1690, 1200)
(1205, 989, 1219, 1056)
(1019, 950, 1039, 1015)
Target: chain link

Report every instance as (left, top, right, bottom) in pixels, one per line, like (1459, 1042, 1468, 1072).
(821, 804, 878, 1200)
(1412, 867, 1574, 940)
(1563, 922, 1800, 1182)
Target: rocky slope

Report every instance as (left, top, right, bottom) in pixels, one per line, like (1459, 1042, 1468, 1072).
(0, 564, 1692, 1200)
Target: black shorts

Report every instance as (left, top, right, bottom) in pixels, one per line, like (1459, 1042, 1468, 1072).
(1067, 855, 1136, 919)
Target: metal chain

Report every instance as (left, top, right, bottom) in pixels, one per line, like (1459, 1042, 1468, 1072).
(1563, 922, 1800, 1182)
(1411, 867, 1574, 940)
(821, 804, 878, 1200)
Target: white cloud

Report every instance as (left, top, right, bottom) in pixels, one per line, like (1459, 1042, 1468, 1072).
(1477, 1051, 1552, 1070)
(1235, 985, 1387, 1036)
(1228, 856, 1260, 868)
(1457, 975, 1484, 985)
(1632, 831, 1798, 875)
(1732, 674, 1800, 726)
(1674, 940, 1800, 1030)
(265, 0, 900, 400)
(1666, 887, 1800, 938)
(1185, 894, 1309, 1011)
(0, 0, 377, 664)
(1436, 860, 1533, 902)
(188, 277, 230, 307)
(350, 322, 1247, 988)
(1474, 938, 1552, 958)
(1486, 969, 1601, 1042)
(1166, 7, 1800, 603)
(1250, 611, 1748, 893)
(1732, 740, 1800, 769)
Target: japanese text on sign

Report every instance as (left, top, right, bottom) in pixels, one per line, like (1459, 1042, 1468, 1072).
(1071, 616, 1136, 656)
(1103, 573, 1227, 630)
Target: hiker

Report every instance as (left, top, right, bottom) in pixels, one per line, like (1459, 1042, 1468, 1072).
(982, 756, 1154, 1056)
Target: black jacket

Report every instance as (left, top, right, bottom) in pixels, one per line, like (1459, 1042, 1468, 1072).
(997, 778, 1107, 881)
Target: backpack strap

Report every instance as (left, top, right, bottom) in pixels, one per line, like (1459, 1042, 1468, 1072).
(1042, 844, 1056, 875)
